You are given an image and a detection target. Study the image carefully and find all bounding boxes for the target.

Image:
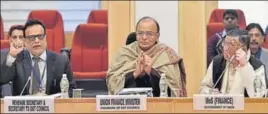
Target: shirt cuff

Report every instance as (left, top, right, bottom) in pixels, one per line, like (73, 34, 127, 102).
(6, 54, 16, 67)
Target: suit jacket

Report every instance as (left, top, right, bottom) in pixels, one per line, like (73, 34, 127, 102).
(0, 50, 76, 96)
(260, 48, 268, 81)
(207, 32, 224, 67)
(0, 49, 12, 97)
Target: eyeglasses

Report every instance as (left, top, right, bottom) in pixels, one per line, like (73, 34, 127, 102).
(25, 34, 46, 41)
(136, 31, 158, 38)
(222, 40, 246, 49)
(10, 35, 24, 40)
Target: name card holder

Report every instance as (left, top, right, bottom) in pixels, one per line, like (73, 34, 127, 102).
(193, 94, 244, 110)
(96, 95, 147, 111)
(4, 96, 54, 113)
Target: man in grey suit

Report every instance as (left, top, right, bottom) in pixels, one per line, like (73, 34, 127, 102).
(0, 25, 25, 97)
(0, 19, 76, 96)
(246, 23, 268, 85)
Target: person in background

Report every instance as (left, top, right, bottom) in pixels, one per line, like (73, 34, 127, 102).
(200, 28, 267, 97)
(207, 9, 239, 66)
(265, 25, 268, 46)
(246, 23, 268, 83)
(107, 16, 187, 97)
(0, 19, 76, 96)
(126, 32, 136, 45)
(0, 25, 24, 97)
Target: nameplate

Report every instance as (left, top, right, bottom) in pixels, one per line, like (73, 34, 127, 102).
(4, 96, 54, 113)
(96, 95, 147, 111)
(193, 94, 244, 110)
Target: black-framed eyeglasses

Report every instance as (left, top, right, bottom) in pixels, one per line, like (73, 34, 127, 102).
(10, 35, 24, 40)
(25, 34, 46, 41)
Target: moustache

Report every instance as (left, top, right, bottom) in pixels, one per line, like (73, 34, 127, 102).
(250, 41, 258, 45)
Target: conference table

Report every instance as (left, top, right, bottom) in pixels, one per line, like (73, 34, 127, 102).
(1, 98, 267, 113)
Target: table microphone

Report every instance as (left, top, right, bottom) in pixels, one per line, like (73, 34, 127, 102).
(20, 77, 32, 96)
(210, 55, 235, 94)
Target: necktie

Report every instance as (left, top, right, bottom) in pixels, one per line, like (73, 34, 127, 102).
(32, 56, 41, 94)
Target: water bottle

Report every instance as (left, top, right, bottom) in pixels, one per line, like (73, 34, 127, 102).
(60, 74, 69, 98)
(159, 73, 168, 97)
(254, 75, 262, 98)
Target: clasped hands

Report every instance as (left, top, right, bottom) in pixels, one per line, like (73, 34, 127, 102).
(133, 52, 153, 79)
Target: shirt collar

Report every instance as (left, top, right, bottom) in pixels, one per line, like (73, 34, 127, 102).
(222, 30, 227, 37)
(29, 50, 47, 61)
(255, 47, 262, 59)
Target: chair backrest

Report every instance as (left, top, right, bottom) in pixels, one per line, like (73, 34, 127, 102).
(87, 10, 108, 24)
(0, 40, 9, 49)
(71, 24, 108, 75)
(27, 10, 65, 53)
(207, 23, 225, 40)
(209, 9, 246, 29)
(126, 32, 136, 45)
(0, 16, 4, 40)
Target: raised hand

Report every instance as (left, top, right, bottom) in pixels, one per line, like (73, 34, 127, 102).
(9, 42, 24, 57)
(235, 48, 247, 68)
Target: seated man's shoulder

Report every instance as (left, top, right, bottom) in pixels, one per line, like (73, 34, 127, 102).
(249, 56, 264, 70)
(0, 48, 9, 53)
(213, 54, 224, 61)
(208, 32, 223, 41)
(0, 49, 9, 56)
(261, 48, 268, 54)
(48, 51, 69, 62)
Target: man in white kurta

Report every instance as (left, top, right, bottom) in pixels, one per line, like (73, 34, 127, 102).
(200, 29, 267, 97)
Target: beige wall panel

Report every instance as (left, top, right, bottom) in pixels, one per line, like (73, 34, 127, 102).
(178, 1, 217, 96)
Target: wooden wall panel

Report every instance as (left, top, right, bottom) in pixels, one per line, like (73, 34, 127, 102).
(178, 1, 217, 96)
(105, 1, 135, 64)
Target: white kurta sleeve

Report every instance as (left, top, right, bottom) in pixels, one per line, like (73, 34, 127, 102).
(238, 63, 266, 98)
(199, 61, 214, 94)
(6, 54, 16, 67)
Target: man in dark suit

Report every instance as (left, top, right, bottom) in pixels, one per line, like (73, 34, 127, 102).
(0, 25, 24, 97)
(0, 19, 76, 96)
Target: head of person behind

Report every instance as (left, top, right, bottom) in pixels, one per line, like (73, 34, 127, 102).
(8, 25, 25, 48)
(135, 16, 160, 51)
(222, 28, 250, 67)
(23, 19, 47, 57)
(245, 23, 265, 56)
(223, 9, 239, 32)
(126, 32, 136, 45)
(265, 25, 268, 44)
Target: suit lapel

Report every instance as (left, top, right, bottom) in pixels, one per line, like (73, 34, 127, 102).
(45, 50, 56, 94)
(22, 51, 32, 94)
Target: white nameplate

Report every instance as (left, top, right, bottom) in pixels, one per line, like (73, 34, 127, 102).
(193, 94, 244, 110)
(4, 96, 54, 113)
(96, 95, 147, 111)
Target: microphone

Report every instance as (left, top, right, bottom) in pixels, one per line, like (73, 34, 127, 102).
(20, 77, 32, 96)
(210, 55, 235, 94)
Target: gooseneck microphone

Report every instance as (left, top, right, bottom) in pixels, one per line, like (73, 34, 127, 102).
(211, 55, 235, 93)
(20, 77, 32, 96)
